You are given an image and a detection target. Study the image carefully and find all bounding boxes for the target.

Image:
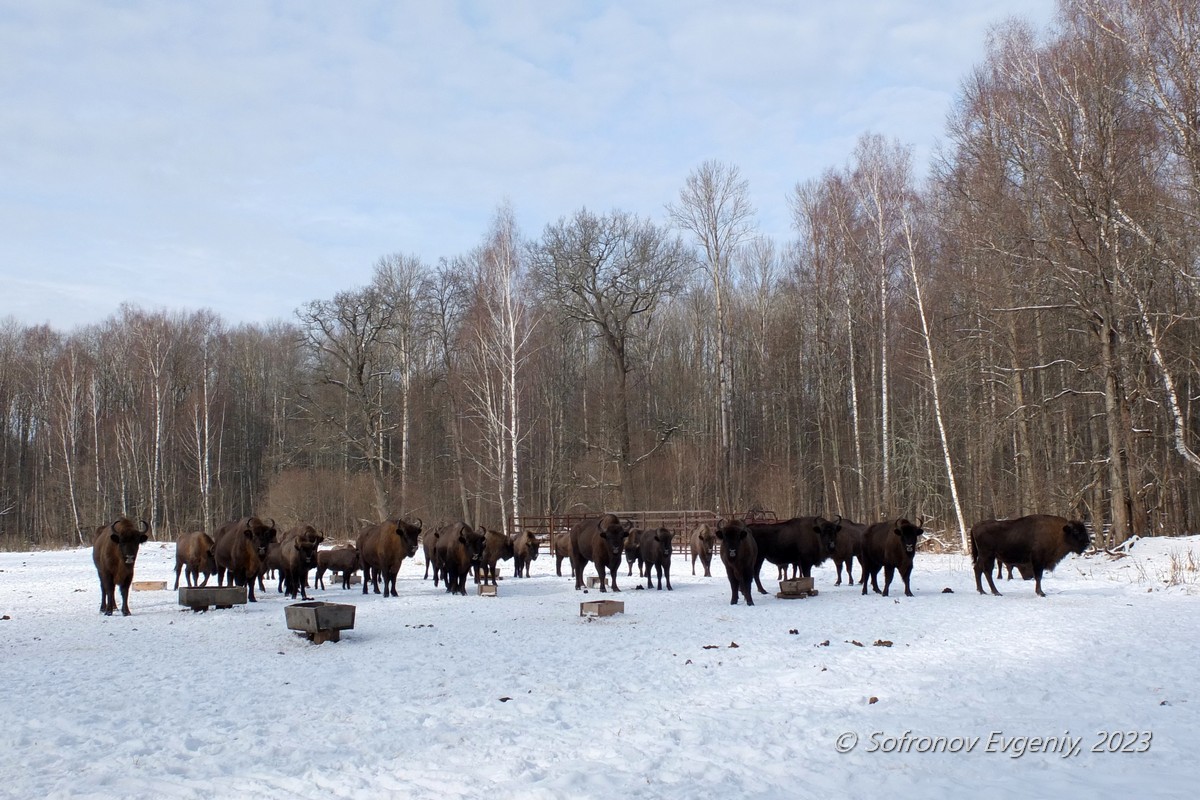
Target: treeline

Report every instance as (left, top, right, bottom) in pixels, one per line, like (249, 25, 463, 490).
(3, 0, 1198, 549)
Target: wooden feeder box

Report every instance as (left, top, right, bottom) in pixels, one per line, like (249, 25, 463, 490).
(777, 576, 818, 599)
(580, 599, 624, 617)
(478, 584, 497, 596)
(132, 580, 167, 591)
(285, 601, 356, 644)
(178, 585, 247, 612)
(586, 576, 603, 589)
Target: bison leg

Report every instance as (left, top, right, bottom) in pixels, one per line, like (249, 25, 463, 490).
(1034, 566, 1046, 597)
(881, 565, 895, 597)
(664, 563, 672, 591)
(900, 566, 914, 597)
(741, 574, 754, 606)
(752, 556, 768, 595)
(703, 555, 711, 578)
(691, 553, 696, 576)
(834, 559, 843, 586)
(976, 556, 1002, 595)
(118, 578, 133, 616)
(728, 574, 740, 605)
(174, 561, 183, 590)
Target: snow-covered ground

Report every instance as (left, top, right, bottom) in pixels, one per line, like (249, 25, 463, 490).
(1, 535, 1197, 799)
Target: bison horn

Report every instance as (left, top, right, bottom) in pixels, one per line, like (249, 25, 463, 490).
(834, 514, 842, 526)
(915, 515, 926, 529)
(413, 517, 423, 530)
(138, 518, 150, 533)
(269, 518, 277, 531)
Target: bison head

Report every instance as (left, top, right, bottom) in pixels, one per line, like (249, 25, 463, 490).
(715, 520, 751, 559)
(459, 525, 487, 564)
(110, 518, 150, 564)
(395, 518, 423, 557)
(653, 528, 674, 551)
(598, 517, 628, 561)
(245, 517, 278, 556)
(814, 516, 842, 554)
(1063, 521, 1090, 554)
(893, 518, 924, 555)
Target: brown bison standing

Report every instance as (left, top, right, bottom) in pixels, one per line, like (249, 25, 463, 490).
(214, 516, 278, 602)
(569, 514, 628, 592)
(477, 527, 515, 586)
(553, 532, 572, 577)
(422, 527, 441, 581)
(315, 545, 360, 590)
(93, 517, 150, 616)
(860, 517, 925, 597)
(512, 529, 540, 578)
(434, 522, 487, 595)
(715, 519, 758, 606)
(971, 514, 1090, 597)
(747, 516, 840, 594)
(174, 530, 216, 590)
(639, 527, 675, 591)
(830, 517, 868, 586)
(624, 527, 644, 577)
(357, 518, 423, 597)
(690, 523, 716, 577)
(277, 525, 325, 600)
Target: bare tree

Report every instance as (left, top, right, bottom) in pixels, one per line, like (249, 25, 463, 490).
(529, 208, 691, 508)
(667, 161, 756, 513)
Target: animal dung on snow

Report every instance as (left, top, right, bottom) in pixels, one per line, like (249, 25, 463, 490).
(579, 599, 624, 617)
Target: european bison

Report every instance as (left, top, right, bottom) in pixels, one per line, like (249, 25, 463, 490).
(478, 527, 515, 586)
(970, 514, 1090, 597)
(860, 517, 925, 597)
(513, 529, 540, 578)
(690, 523, 715, 576)
(213, 516, 278, 602)
(92, 517, 150, 616)
(277, 525, 324, 600)
(315, 545, 359, 590)
(715, 519, 758, 606)
(422, 527, 441, 581)
(569, 514, 628, 592)
(639, 527, 675, 590)
(553, 532, 572, 577)
(830, 517, 867, 586)
(624, 527, 644, 576)
(174, 530, 216, 590)
(434, 522, 487, 595)
(747, 516, 840, 593)
(358, 518, 423, 596)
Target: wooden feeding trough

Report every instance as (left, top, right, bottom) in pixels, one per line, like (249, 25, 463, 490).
(777, 577, 819, 600)
(132, 580, 167, 591)
(586, 576, 603, 589)
(285, 601, 356, 644)
(478, 584, 497, 597)
(580, 599, 624, 617)
(178, 585, 247, 612)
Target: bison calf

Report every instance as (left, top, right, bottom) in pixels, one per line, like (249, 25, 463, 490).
(512, 529, 540, 578)
(315, 545, 360, 590)
(174, 530, 216, 590)
(971, 514, 1090, 597)
(690, 524, 715, 577)
(553, 532, 572, 577)
(93, 518, 150, 616)
(715, 519, 758, 606)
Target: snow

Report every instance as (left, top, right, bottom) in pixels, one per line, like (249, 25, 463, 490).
(1, 536, 1197, 799)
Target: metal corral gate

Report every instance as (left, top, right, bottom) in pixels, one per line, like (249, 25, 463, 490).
(509, 509, 778, 554)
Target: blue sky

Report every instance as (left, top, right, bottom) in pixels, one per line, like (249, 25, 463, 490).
(0, 0, 1057, 330)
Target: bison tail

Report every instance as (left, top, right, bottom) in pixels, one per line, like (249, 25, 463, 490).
(967, 530, 977, 564)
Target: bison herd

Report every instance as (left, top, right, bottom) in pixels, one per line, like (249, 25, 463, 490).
(90, 510, 1094, 616)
